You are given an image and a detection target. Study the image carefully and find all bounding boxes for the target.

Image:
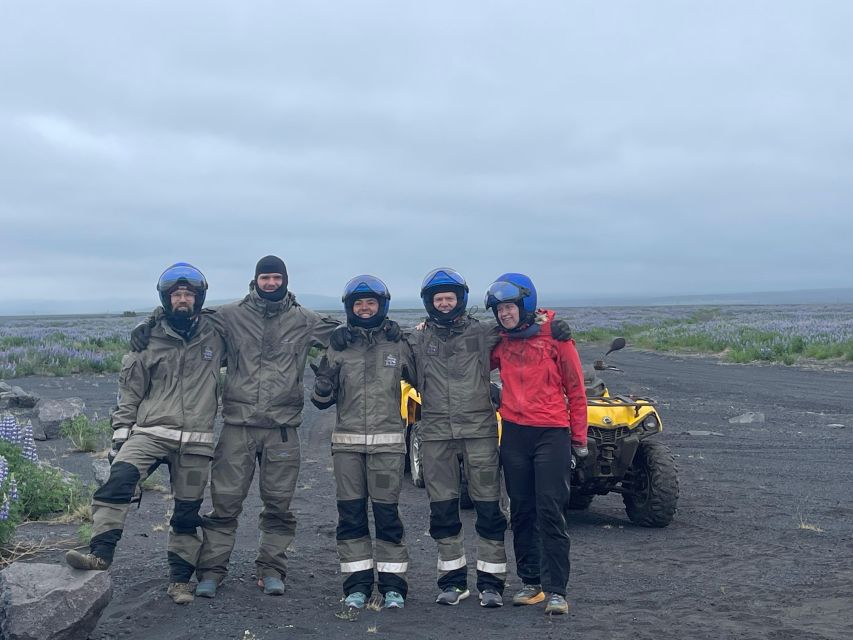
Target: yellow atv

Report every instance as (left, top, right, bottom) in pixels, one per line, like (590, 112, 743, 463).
(400, 381, 425, 487)
(574, 337, 679, 527)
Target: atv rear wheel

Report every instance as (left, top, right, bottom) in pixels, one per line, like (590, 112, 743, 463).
(622, 440, 678, 527)
(568, 492, 595, 510)
(409, 423, 425, 488)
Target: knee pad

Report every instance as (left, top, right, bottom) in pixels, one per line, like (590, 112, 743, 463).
(337, 498, 370, 540)
(171, 499, 203, 534)
(372, 501, 404, 544)
(429, 498, 462, 540)
(93, 461, 140, 504)
(473, 500, 507, 541)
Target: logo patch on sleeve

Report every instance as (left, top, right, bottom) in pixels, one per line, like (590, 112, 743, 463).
(384, 353, 398, 367)
(203, 347, 214, 361)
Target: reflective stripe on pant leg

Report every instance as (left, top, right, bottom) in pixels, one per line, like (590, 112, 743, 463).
(334, 452, 373, 595)
(90, 434, 167, 562)
(256, 426, 301, 579)
(422, 439, 466, 589)
(463, 437, 507, 592)
(167, 452, 211, 583)
(197, 424, 257, 581)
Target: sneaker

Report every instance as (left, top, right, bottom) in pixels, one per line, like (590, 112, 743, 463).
(384, 591, 405, 609)
(257, 576, 285, 596)
(435, 586, 470, 605)
(65, 550, 110, 571)
(512, 583, 545, 606)
(544, 593, 569, 615)
(167, 582, 195, 605)
(195, 579, 218, 598)
(344, 591, 369, 609)
(479, 589, 503, 608)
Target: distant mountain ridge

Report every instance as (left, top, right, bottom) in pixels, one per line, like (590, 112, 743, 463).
(1, 287, 852, 316)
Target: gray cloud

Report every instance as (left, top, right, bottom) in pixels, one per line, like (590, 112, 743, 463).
(1, 1, 851, 312)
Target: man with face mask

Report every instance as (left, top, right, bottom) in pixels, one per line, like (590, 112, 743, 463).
(67, 263, 225, 605)
(132, 255, 340, 598)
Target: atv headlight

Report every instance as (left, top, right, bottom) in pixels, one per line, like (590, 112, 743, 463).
(642, 416, 659, 431)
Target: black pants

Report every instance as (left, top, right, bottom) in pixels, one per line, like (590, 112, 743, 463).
(500, 421, 572, 596)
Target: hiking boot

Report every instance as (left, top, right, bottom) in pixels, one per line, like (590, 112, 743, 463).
(344, 591, 368, 609)
(435, 586, 470, 605)
(512, 583, 545, 606)
(195, 579, 218, 598)
(544, 593, 569, 615)
(479, 589, 503, 608)
(65, 550, 110, 571)
(167, 582, 195, 605)
(384, 591, 405, 609)
(257, 576, 285, 596)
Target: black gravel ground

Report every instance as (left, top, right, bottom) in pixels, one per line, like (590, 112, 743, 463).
(10, 346, 853, 640)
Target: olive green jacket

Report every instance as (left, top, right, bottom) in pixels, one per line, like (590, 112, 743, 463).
(209, 290, 339, 429)
(312, 323, 416, 454)
(407, 314, 500, 441)
(112, 314, 225, 456)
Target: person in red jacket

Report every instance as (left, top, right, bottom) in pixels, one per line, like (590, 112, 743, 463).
(485, 273, 587, 616)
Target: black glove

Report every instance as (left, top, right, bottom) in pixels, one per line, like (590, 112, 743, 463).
(310, 356, 339, 397)
(384, 320, 402, 342)
(329, 325, 353, 351)
(130, 316, 156, 352)
(551, 319, 573, 342)
(489, 382, 502, 409)
(108, 439, 124, 465)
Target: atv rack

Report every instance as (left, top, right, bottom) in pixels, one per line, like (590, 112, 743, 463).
(587, 395, 657, 418)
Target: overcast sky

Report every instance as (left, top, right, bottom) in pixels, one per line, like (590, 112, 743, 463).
(1, 1, 851, 312)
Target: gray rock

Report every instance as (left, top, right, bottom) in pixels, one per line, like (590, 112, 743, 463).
(0, 561, 112, 640)
(28, 414, 47, 441)
(92, 459, 111, 486)
(36, 398, 86, 439)
(728, 411, 766, 424)
(0, 385, 40, 409)
(0, 382, 11, 393)
(682, 430, 725, 437)
(10, 386, 39, 408)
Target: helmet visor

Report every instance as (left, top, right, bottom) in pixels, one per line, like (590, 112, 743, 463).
(342, 275, 390, 302)
(158, 264, 207, 293)
(485, 280, 530, 305)
(421, 267, 466, 292)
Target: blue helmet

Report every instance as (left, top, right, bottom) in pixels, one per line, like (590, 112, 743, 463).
(342, 274, 391, 329)
(484, 273, 537, 329)
(420, 267, 469, 325)
(156, 262, 208, 316)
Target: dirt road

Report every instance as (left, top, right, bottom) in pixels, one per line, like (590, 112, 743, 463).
(16, 347, 853, 640)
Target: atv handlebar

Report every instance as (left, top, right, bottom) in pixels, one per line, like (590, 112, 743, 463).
(593, 360, 622, 372)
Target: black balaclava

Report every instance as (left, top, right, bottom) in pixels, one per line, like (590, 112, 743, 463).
(253, 255, 288, 302)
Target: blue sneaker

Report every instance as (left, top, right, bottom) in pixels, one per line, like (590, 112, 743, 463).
(384, 591, 405, 609)
(344, 591, 368, 609)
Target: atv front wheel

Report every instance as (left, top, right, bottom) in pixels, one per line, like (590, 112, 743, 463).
(568, 492, 595, 510)
(409, 423, 425, 488)
(622, 440, 678, 527)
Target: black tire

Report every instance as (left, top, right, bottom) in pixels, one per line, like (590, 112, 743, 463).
(568, 491, 595, 510)
(622, 440, 679, 527)
(410, 423, 425, 488)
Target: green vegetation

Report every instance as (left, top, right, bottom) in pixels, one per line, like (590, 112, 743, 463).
(60, 414, 113, 453)
(0, 441, 92, 546)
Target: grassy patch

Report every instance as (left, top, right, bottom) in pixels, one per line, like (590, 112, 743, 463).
(60, 414, 113, 453)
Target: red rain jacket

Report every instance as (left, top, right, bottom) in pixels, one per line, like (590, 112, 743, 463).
(490, 309, 588, 444)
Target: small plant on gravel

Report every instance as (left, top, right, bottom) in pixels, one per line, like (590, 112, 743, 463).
(77, 522, 93, 544)
(60, 414, 112, 453)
